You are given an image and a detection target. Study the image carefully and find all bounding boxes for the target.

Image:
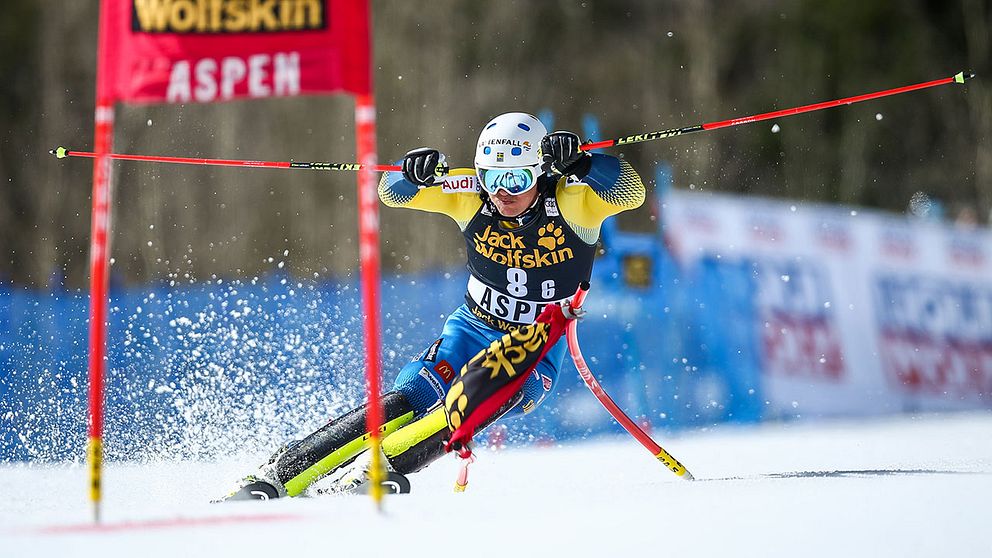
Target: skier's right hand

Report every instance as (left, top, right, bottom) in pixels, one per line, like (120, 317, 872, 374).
(402, 148, 446, 187)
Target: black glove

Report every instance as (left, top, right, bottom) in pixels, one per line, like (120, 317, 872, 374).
(541, 131, 591, 178)
(402, 148, 445, 187)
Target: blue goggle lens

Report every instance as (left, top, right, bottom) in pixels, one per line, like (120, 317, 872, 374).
(477, 167, 537, 195)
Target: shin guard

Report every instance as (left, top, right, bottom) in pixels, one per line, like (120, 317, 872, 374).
(444, 303, 570, 452)
(382, 391, 522, 475)
(274, 391, 415, 496)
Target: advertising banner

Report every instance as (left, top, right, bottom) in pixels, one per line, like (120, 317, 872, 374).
(100, 0, 371, 104)
(663, 191, 992, 418)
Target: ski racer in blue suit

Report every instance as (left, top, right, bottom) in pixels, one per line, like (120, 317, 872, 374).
(220, 112, 644, 500)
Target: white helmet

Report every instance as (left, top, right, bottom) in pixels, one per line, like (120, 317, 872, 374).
(474, 112, 548, 196)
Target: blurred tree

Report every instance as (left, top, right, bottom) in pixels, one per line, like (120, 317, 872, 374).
(0, 0, 986, 288)
(962, 0, 991, 220)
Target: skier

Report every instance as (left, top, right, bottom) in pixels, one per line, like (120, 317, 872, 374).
(221, 112, 644, 500)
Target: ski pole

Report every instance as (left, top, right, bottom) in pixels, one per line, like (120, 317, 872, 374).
(580, 70, 975, 150)
(566, 283, 694, 480)
(49, 146, 402, 173)
(52, 71, 973, 172)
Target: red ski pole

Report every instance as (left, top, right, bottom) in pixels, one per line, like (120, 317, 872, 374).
(50, 146, 402, 173)
(566, 283, 693, 480)
(52, 72, 973, 174)
(581, 70, 975, 151)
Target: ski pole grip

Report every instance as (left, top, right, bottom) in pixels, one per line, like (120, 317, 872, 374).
(570, 282, 590, 310)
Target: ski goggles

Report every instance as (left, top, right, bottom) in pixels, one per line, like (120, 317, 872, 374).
(476, 164, 541, 196)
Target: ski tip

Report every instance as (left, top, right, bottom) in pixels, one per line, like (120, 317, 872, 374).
(955, 71, 976, 84)
(51, 146, 68, 158)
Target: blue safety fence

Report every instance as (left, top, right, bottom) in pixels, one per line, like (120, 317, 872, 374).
(1, 144, 765, 461)
(0, 247, 764, 463)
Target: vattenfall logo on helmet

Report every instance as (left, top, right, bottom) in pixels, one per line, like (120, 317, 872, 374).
(131, 0, 326, 34)
(472, 224, 573, 268)
(480, 138, 533, 151)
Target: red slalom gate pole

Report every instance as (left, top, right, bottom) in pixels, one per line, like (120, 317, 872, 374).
(52, 147, 401, 173)
(566, 283, 693, 480)
(87, 102, 113, 524)
(355, 94, 387, 508)
(581, 71, 975, 151)
(87, 0, 118, 524)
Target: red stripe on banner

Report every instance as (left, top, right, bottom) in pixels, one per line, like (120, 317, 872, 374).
(32, 514, 302, 535)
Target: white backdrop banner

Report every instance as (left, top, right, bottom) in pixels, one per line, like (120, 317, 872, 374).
(662, 190, 992, 418)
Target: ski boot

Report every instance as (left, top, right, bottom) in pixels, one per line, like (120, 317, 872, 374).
(213, 443, 294, 503)
(216, 474, 284, 501)
(307, 449, 411, 496)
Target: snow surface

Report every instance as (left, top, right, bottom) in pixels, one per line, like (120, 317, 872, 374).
(3, 412, 991, 558)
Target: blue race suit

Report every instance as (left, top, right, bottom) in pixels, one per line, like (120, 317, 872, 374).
(379, 154, 645, 420)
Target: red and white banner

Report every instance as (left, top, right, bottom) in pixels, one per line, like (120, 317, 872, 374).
(99, 0, 370, 104)
(86, 0, 377, 514)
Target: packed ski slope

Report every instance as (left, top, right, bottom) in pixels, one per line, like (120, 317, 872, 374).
(3, 412, 990, 558)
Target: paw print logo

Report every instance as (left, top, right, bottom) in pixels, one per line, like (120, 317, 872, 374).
(537, 223, 565, 251)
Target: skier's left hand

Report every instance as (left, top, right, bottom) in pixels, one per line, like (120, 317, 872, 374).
(541, 131, 591, 178)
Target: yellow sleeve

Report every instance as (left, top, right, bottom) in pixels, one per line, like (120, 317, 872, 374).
(556, 158, 645, 244)
(378, 168, 482, 230)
